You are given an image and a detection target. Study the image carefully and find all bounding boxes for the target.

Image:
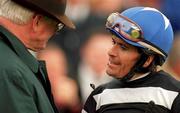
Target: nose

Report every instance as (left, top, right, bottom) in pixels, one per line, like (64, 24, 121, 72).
(108, 45, 118, 57)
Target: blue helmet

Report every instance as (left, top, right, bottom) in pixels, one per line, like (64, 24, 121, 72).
(106, 7, 174, 64)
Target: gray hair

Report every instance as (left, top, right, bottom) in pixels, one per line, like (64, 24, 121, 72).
(0, 0, 34, 24)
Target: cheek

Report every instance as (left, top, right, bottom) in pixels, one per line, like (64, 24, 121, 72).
(121, 56, 138, 72)
(107, 52, 140, 78)
(38, 31, 55, 42)
(121, 52, 140, 69)
(41, 26, 55, 38)
(37, 23, 56, 40)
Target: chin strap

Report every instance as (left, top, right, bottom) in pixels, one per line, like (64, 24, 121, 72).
(120, 53, 149, 83)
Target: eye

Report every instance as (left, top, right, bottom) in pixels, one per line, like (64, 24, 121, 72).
(111, 36, 116, 45)
(112, 39, 116, 45)
(112, 38, 128, 50)
(119, 43, 128, 50)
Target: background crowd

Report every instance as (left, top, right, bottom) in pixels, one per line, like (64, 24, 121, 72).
(36, 0, 180, 113)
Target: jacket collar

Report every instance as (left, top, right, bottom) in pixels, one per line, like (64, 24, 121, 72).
(0, 26, 39, 73)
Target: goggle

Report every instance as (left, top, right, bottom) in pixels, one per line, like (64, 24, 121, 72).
(106, 12, 144, 42)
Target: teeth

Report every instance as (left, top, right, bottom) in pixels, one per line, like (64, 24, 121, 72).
(108, 60, 112, 64)
(109, 60, 119, 65)
(109, 61, 114, 65)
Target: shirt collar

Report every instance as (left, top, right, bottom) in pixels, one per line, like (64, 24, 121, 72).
(130, 72, 150, 81)
(0, 26, 39, 73)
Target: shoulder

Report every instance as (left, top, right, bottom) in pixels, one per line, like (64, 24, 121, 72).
(0, 38, 20, 62)
(155, 70, 180, 91)
(0, 64, 24, 81)
(0, 53, 26, 75)
(0, 49, 30, 82)
(89, 78, 123, 97)
(83, 79, 122, 113)
(0, 39, 26, 70)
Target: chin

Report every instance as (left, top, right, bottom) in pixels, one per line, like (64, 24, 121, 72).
(106, 68, 117, 78)
(32, 47, 45, 52)
(106, 68, 125, 79)
(37, 44, 47, 51)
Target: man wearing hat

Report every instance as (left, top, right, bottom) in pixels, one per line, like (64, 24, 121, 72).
(0, 0, 74, 113)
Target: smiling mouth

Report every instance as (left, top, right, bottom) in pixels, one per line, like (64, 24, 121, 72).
(108, 58, 120, 65)
(107, 60, 120, 68)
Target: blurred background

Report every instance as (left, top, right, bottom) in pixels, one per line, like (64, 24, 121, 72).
(36, 0, 180, 113)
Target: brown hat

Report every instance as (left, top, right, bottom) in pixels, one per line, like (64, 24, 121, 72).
(12, 0, 75, 29)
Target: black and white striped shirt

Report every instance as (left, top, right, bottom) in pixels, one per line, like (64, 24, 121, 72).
(82, 70, 180, 113)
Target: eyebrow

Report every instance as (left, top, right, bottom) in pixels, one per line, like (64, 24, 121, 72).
(112, 36, 137, 50)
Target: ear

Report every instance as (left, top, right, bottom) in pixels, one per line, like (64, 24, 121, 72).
(32, 14, 43, 32)
(143, 55, 154, 68)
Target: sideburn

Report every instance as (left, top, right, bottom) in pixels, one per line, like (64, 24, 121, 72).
(134, 48, 157, 73)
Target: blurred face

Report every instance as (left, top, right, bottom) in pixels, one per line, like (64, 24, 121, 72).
(90, 0, 122, 14)
(82, 33, 112, 75)
(106, 35, 140, 79)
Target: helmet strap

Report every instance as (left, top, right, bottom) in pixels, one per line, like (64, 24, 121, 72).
(121, 53, 149, 83)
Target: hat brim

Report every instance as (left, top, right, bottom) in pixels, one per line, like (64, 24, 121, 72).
(107, 28, 145, 48)
(12, 0, 75, 29)
(58, 15, 75, 29)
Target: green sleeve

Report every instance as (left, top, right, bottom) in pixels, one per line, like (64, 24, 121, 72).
(0, 69, 38, 113)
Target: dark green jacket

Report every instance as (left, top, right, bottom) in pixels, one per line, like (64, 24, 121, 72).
(0, 26, 58, 113)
